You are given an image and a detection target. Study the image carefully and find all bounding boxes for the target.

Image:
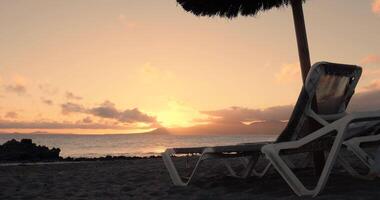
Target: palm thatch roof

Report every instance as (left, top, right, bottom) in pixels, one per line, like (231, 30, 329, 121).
(177, 0, 307, 18)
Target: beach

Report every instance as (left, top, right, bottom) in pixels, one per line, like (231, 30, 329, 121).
(0, 157, 379, 200)
(1, 0, 379, 199)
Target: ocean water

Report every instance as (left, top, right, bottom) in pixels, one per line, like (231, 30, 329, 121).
(0, 133, 276, 158)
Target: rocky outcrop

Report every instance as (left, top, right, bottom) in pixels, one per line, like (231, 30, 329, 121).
(0, 139, 60, 162)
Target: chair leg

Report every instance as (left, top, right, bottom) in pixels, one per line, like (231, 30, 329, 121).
(162, 149, 208, 186)
(345, 142, 375, 168)
(224, 156, 274, 178)
(261, 125, 347, 197)
(251, 162, 272, 177)
(337, 154, 374, 180)
(262, 146, 312, 196)
(223, 155, 260, 178)
(343, 138, 380, 180)
(223, 159, 239, 177)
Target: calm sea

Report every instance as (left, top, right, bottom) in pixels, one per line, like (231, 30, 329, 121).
(0, 133, 276, 158)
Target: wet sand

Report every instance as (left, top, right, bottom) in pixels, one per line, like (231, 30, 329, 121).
(0, 157, 379, 200)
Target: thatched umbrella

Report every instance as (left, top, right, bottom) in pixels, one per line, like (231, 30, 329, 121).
(176, 0, 325, 175)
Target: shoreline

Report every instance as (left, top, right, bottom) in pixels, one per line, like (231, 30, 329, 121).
(0, 155, 163, 166)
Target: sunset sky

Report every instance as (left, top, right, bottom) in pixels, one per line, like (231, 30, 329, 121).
(0, 0, 380, 134)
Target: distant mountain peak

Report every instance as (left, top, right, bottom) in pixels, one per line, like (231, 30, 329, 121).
(148, 127, 171, 135)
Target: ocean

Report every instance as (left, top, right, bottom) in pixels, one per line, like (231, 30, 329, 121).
(0, 133, 276, 158)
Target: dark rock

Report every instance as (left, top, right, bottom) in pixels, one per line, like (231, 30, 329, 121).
(0, 139, 61, 162)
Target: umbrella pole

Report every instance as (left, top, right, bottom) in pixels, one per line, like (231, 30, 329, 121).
(291, 0, 325, 177)
(291, 0, 311, 82)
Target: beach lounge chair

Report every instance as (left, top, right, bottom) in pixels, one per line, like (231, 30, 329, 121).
(162, 62, 380, 196)
(340, 123, 380, 179)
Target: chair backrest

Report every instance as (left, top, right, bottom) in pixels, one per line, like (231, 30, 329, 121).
(276, 62, 362, 142)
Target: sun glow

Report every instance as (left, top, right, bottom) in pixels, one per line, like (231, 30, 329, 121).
(155, 101, 208, 128)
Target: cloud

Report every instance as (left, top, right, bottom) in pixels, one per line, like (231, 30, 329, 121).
(201, 85, 380, 125)
(168, 85, 380, 135)
(342, 77, 380, 111)
(81, 117, 93, 124)
(89, 101, 119, 118)
(373, 0, 380, 15)
(202, 83, 380, 125)
(65, 92, 83, 100)
(361, 54, 380, 64)
(0, 119, 125, 130)
(61, 101, 156, 124)
(41, 98, 54, 105)
(89, 101, 156, 123)
(349, 88, 380, 112)
(61, 102, 85, 114)
(4, 112, 18, 119)
(275, 63, 301, 82)
(1, 74, 29, 96)
(202, 105, 293, 123)
(4, 84, 27, 95)
(177, 87, 380, 135)
(360, 79, 380, 92)
(0, 101, 156, 130)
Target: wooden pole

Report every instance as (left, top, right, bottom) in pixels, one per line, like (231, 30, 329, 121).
(291, 0, 325, 177)
(291, 0, 311, 83)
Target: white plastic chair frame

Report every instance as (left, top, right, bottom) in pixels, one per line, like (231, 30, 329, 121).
(343, 132, 380, 180)
(261, 111, 380, 197)
(162, 145, 268, 186)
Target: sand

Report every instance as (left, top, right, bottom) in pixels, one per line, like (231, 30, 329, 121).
(0, 157, 379, 200)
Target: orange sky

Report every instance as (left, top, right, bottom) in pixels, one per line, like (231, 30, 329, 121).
(0, 0, 380, 134)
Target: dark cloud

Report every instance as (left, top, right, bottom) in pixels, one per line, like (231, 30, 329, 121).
(4, 112, 18, 119)
(180, 89, 380, 135)
(61, 102, 85, 114)
(41, 98, 54, 105)
(202, 105, 293, 123)
(65, 92, 82, 100)
(61, 101, 156, 123)
(203, 88, 380, 125)
(81, 117, 93, 124)
(349, 89, 380, 112)
(0, 119, 125, 129)
(90, 101, 119, 118)
(118, 108, 156, 123)
(4, 84, 27, 95)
